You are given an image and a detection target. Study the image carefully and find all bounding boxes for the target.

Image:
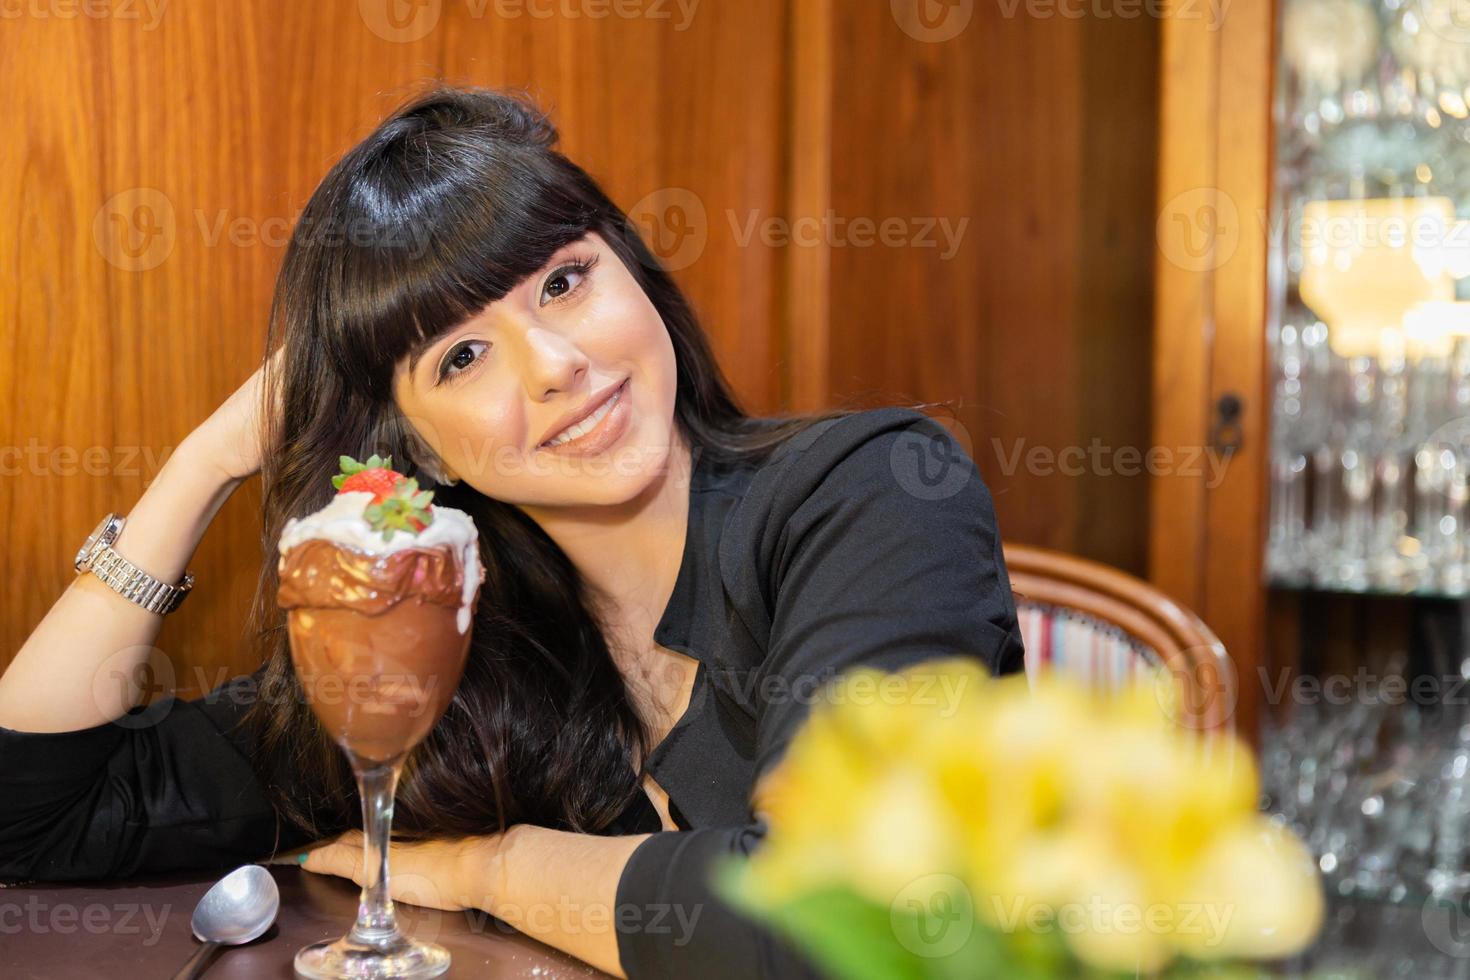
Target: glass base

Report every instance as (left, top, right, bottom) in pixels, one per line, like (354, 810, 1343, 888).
(293, 933, 450, 979)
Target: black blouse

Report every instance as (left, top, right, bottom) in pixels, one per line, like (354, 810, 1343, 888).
(0, 406, 1026, 980)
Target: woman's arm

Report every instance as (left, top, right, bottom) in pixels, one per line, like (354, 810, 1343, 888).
(0, 668, 324, 884)
(0, 437, 241, 731)
(0, 352, 308, 883)
(0, 353, 274, 732)
(488, 825, 653, 978)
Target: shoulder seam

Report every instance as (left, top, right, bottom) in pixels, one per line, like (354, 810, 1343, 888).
(766, 406, 930, 471)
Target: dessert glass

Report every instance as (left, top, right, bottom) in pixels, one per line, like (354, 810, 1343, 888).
(277, 482, 482, 980)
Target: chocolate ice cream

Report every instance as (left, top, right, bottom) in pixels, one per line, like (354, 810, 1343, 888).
(276, 459, 484, 764)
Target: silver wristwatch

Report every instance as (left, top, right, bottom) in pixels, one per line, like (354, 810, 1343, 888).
(74, 513, 194, 615)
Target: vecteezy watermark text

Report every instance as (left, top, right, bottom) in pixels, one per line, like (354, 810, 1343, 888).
(0, 0, 169, 29)
(356, 0, 700, 42)
(726, 209, 970, 261)
(990, 438, 1232, 489)
(464, 898, 703, 944)
(994, 0, 1230, 29)
(0, 440, 177, 480)
(1259, 667, 1470, 709)
(0, 896, 171, 946)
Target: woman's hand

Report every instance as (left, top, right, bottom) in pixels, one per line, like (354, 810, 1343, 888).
(182, 345, 284, 486)
(300, 829, 508, 914)
(303, 824, 647, 978)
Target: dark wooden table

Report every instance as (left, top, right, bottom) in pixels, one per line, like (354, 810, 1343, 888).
(0, 864, 612, 979)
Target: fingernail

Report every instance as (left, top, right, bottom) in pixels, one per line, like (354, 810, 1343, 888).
(296, 852, 310, 865)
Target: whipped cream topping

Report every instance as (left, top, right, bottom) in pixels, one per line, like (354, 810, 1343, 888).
(278, 491, 484, 633)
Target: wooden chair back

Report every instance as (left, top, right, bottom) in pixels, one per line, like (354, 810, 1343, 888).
(1003, 543, 1235, 736)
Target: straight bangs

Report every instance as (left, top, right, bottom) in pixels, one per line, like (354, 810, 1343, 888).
(295, 138, 604, 402)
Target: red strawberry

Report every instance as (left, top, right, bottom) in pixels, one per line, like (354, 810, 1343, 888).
(332, 454, 436, 543)
(333, 453, 403, 501)
(339, 467, 404, 502)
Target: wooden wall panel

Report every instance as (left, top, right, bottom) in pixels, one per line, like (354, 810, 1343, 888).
(1, 22, 118, 682)
(792, 1, 1160, 574)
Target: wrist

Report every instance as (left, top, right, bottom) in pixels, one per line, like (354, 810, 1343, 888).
(102, 436, 241, 587)
(458, 826, 521, 912)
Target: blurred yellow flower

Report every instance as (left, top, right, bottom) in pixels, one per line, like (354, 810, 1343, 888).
(734, 656, 1324, 976)
(1172, 814, 1325, 961)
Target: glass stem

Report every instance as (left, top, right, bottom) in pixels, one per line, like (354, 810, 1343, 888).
(348, 756, 405, 950)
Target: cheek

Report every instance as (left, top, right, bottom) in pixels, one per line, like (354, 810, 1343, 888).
(592, 291, 678, 410)
(426, 399, 522, 478)
(583, 282, 668, 358)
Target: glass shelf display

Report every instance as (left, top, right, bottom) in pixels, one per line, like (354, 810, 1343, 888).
(1267, 0, 1470, 596)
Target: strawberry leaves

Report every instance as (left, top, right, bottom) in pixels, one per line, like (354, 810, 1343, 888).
(332, 453, 393, 491)
(331, 454, 436, 542)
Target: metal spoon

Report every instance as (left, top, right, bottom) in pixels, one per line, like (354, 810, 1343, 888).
(169, 864, 280, 980)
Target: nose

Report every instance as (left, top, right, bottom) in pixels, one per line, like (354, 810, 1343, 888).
(513, 321, 589, 402)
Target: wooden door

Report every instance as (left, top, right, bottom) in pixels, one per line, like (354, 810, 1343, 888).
(1150, 0, 1278, 739)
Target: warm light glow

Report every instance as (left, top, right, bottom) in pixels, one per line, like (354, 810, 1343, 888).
(1404, 301, 1470, 359)
(1298, 197, 1457, 357)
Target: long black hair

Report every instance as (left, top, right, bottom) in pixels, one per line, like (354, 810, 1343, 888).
(244, 83, 910, 842)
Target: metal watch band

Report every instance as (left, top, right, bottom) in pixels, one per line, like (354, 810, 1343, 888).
(88, 547, 194, 615)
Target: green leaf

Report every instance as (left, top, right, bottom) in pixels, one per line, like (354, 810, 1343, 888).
(709, 860, 923, 980)
(709, 858, 1076, 980)
(335, 453, 395, 489)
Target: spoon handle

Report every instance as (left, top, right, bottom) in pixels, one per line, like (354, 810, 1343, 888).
(169, 940, 221, 980)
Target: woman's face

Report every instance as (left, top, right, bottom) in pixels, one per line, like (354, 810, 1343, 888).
(391, 230, 680, 508)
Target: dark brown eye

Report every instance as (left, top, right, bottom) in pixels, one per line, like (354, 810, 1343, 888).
(540, 255, 597, 307)
(436, 340, 489, 384)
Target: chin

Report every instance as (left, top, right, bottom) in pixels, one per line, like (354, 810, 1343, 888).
(596, 421, 680, 500)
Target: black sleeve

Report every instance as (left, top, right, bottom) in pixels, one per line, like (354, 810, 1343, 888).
(0, 667, 321, 884)
(614, 409, 1026, 979)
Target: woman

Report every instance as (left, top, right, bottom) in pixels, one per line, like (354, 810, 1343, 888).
(0, 85, 1025, 979)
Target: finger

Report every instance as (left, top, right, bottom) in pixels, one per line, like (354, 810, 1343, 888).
(301, 836, 365, 884)
(298, 841, 337, 876)
(299, 840, 346, 878)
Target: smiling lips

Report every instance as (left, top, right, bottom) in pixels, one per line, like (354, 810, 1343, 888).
(538, 379, 628, 449)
